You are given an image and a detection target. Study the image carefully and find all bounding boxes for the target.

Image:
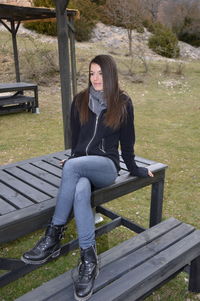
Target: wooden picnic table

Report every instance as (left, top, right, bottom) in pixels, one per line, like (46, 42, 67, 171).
(0, 82, 39, 114)
(0, 150, 167, 287)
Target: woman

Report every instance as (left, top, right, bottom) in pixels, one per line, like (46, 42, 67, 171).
(21, 54, 153, 301)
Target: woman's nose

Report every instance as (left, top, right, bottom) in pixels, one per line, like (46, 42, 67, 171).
(93, 73, 99, 81)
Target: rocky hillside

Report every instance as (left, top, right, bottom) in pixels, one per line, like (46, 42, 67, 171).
(91, 23, 200, 61)
(1, 0, 32, 6)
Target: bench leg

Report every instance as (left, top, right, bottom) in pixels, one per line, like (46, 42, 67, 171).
(150, 179, 164, 227)
(32, 86, 39, 113)
(189, 255, 200, 293)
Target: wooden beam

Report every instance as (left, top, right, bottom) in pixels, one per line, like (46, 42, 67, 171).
(55, 0, 71, 149)
(10, 20, 21, 82)
(68, 16, 77, 97)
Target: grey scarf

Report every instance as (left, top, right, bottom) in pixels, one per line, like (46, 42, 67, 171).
(89, 86, 107, 116)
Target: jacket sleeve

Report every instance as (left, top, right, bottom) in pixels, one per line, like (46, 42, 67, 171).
(119, 98, 148, 177)
(70, 98, 81, 155)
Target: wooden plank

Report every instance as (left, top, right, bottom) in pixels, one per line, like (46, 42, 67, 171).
(0, 170, 50, 202)
(4, 167, 58, 197)
(0, 96, 35, 106)
(0, 198, 56, 243)
(0, 182, 33, 208)
(19, 164, 61, 187)
(91, 230, 200, 301)
(119, 161, 147, 171)
(0, 197, 16, 215)
(0, 82, 37, 91)
(32, 161, 62, 177)
(92, 170, 164, 206)
(0, 106, 27, 115)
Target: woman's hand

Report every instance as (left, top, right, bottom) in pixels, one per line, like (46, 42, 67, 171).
(148, 170, 154, 177)
(59, 159, 66, 166)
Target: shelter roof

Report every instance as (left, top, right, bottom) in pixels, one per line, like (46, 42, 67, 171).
(0, 4, 78, 22)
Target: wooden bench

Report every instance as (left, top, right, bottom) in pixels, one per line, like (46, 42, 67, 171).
(0, 82, 39, 114)
(15, 218, 200, 301)
(0, 150, 167, 287)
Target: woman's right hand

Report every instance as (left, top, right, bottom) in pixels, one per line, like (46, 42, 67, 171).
(59, 159, 66, 166)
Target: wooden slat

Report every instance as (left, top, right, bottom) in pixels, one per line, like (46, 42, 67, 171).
(32, 161, 62, 177)
(0, 182, 33, 208)
(0, 198, 56, 243)
(4, 167, 58, 197)
(19, 164, 61, 187)
(0, 197, 16, 215)
(0, 170, 50, 202)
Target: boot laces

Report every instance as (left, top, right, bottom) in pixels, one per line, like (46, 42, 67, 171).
(78, 261, 94, 279)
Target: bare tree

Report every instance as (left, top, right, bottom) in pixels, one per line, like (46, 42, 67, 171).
(105, 0, 144, 55)
(161, 0, 200, 35)
(143, 0, 164, 22)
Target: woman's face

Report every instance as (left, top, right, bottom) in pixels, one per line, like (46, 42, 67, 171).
(90, 63, 103, 91)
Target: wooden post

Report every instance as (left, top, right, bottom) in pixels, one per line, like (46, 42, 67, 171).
(189, 255, 200, 292)
(55, 0, 71, 149)
(68, 16, 77, 97)
(150, 178, 165, 227)
(10, 20, 21, 82)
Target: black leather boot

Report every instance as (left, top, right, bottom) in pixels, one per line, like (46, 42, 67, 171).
(21, 223, 65, 265)
(74, 245, 99, 301)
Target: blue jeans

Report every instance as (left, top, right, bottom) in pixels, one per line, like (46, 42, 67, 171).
(52, 156, 118, 249)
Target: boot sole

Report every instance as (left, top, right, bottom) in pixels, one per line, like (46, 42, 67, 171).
(21, 248, 61, 265)
(74, 266, 99, 301)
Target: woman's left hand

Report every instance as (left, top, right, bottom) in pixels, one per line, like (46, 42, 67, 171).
(148, 170, 154, 177)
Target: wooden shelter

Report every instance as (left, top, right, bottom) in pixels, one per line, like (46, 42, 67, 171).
(0, 1, 78, 148)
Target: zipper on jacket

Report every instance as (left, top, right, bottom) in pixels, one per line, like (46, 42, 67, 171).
(100, 138, 106, 153)
(86, 115, 99, 155)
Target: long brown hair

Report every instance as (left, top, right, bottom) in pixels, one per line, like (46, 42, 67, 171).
(76, 55, 127, 129)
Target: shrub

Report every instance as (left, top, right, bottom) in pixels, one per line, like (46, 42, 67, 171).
(178, 31, 200, 47)
(69, 0, 100, 41)
(148, 25, 180, 58)
(24, 21, 57, 36)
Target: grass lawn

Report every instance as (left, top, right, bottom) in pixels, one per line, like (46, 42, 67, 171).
(0, 29, 200, 301)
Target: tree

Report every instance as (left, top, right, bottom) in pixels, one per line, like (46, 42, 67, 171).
(143, 0, 164, 23)
(105, 0, 144, 55)
(161, 0, 200, 46)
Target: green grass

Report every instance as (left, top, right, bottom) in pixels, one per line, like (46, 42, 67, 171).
(0, 29, 200, 301)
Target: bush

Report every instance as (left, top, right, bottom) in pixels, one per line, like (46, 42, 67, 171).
(32, 0, 54, 7)
(69, 0, 100, 41)
(24, 21, 57, 36)
(178, 31, 200, 47)
(148, 25, 180, 58)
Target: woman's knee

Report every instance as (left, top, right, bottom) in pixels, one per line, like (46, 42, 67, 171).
(63, 158, 79, 174)
(74, 177, 91, 203)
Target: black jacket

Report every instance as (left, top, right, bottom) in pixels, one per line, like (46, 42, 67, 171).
(70, 93, 148, 177)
